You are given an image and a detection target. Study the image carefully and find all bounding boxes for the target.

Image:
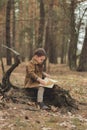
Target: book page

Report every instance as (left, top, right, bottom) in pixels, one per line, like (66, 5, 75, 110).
(39, 78, 58, 88)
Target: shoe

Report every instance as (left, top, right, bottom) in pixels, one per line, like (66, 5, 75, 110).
(38, 102, 50, 110)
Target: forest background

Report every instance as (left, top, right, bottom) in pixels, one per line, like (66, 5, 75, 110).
(0, 0, 87, 71)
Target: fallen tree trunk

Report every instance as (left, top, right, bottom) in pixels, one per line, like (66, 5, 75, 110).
(0, 56, 78, 112)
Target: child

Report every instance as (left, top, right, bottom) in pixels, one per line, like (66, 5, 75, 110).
(24, 48, 50, 110)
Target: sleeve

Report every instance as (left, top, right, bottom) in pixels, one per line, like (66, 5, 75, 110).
(42, 72, 46, 79)
(26, 63, 38, 81)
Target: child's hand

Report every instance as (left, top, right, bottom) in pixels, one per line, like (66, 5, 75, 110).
(37, 77, 47, 86)
(46, 74, 51, 78)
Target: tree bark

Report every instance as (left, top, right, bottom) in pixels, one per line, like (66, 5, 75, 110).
(12, 0, 16, 49)
(45, 1, 58, 64)
(77, 26, 87, 71)
(6, 0, 12, 65)
(68, 0, 77, 70)
(37, 0, 45, 48)
(61, 35, 65, 64)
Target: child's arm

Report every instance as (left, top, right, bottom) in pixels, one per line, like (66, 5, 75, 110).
(37, 77, 46, 86)
(42, 72, 51, 78)
(27, 63, 46, 86)
(26, 64, 38, 81)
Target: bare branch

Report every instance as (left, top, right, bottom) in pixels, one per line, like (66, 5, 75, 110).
(2, 44, 20, 56)
(0, 58, 5, 76)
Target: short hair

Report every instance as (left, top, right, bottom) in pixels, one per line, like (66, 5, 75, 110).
(34, 48, 47, 57)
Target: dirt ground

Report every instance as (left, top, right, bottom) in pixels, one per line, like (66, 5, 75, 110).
(0, 62, 87, 130)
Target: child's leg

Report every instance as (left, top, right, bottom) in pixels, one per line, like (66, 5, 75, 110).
(37, 87, 50, 110)
(37, 87, 44, 102)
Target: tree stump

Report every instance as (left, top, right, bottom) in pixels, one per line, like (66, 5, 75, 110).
(0, 56, 78, 112)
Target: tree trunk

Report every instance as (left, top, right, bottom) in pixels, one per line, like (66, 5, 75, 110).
(46, 1, 57, 64)
(6, 0, 12, 65)
(49, 38, 57, 64)
(61, 35, 65, 64)
(77, 26, 87, 71)
(12, 0, 16, 62)
(37, 0, 45, 48)
(68, 0, 77, 70)
(12, 0, 16, 49)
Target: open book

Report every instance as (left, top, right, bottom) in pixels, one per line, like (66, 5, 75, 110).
(39, 77, 58, 88)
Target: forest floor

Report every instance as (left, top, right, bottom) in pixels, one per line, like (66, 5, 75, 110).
(0, 62, 87, 130)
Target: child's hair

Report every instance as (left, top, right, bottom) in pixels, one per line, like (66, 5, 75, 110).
(34, 48, 47, 57)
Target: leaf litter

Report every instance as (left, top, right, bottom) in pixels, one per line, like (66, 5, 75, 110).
(0, 63, 87, 130)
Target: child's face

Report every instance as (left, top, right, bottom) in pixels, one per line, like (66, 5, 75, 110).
(36, 56, 46, 64)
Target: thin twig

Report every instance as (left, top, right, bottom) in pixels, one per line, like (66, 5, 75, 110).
(2, 44, 20, 56)
(0, 57, 5, 76)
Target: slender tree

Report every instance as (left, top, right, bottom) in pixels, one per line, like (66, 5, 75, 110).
(37, 0, 45, 48)
(6, 0, 12, 65)
(68, 0, 77, 70)
(45, 0, 58, 63)
(12, 0, 16, 49)
(77, 26, 87, 71)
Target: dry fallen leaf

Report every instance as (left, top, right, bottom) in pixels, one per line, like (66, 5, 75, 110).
(0, 96, 3, 100)
(51, 106, 58, 112)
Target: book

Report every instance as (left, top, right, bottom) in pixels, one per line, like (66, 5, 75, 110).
(39, 77, 58, 88)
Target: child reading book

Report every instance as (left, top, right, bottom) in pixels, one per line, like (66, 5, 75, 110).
(24, 48, 57, 110)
